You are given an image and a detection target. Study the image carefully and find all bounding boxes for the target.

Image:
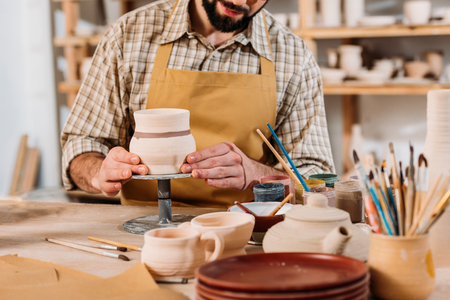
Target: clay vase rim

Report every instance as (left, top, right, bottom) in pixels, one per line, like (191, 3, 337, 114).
(192, 212, 255, 228)
(370, 232, 429, 241)
(145, 227, 201, 241)
(134, 108, 189, 116)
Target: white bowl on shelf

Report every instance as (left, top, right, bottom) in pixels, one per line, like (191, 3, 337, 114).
(358, 16, 397, 27)
(356, 70, 390, 85)
(320, 68, 347, 85)
(404, 61, 430, 78)
(404, 0, 432, 25)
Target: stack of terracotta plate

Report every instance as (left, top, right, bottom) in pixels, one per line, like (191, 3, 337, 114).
(195, 253, 369, 300)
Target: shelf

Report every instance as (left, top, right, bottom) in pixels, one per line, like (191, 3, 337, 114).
(296, 23, 450, 39)
(323, 83, 450, 95)
(54, 35, 103, 47)
(58, 81, 82, 93)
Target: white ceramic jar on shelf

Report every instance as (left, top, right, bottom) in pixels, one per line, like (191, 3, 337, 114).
(344, 0, 365, 27)
(320, 0, 342, 27)
(338, 45, 363, 77)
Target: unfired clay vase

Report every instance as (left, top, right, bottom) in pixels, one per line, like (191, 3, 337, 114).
(129, 108, 196, 174)
(141, 227, 224, 279)
(179, 212, 255, 258)
(423, 89, 450, 268)
(368, 234, 435, 300)
(338, 45, 363, 77)
(263, 194, 370, 261)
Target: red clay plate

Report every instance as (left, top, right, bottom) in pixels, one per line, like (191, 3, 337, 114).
(195, 274, 369, 300)
(195, 253, 368, 292)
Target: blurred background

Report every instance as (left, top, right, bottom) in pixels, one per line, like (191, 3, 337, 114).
(1, 0, 449, 200)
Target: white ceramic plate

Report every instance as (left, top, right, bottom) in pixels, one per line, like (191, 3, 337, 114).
(229, 202, 294, 216)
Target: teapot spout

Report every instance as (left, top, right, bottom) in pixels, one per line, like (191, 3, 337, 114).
(323, 226, 352, 255)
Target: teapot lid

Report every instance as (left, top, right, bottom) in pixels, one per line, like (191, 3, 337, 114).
(287, 194, 349, 222)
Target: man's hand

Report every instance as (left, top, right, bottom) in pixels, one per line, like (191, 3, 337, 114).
(70, 147, 148, 197)
(180, 142, 285, 191)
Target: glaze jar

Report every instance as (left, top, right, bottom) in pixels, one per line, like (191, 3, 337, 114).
(253, 183, 285, 202)
(129, 108, 196, 174)
(335, 181, 364, 223)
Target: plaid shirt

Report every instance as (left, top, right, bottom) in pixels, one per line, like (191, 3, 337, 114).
(61, 0, 335, 190)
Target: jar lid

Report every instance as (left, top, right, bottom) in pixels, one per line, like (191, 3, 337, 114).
(286, 194, 349, 222)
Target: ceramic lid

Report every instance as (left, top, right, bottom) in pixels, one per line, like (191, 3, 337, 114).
(287, 194, 349, 222)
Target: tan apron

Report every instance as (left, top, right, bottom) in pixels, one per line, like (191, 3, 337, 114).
(122, 5, 277, 208)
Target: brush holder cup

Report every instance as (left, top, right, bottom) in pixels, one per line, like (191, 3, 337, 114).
(129, 108, 196, 175)
(368, 234, 435, 300)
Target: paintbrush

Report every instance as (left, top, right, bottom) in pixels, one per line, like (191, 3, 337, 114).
(353, 150, 391, 235)
(370, 171, 396, 235)
(389, 143, 405, 235)
(48, 238, 127, 252)
(88, 236, 142, 251)
(45, 237, 130, 261)
(405, 143, 416, 232)
(381, 162, 398, 226)
(413, 155, 424, 225)
(266, 124, 310, 192)
(256, 129, 306, 190)
(268, 193, 293, 216)
(417, 187, 450, 235)
(407, 174, 443, 236)
(234, 201, 259, 217)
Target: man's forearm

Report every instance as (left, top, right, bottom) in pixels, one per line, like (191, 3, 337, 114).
(69, 152, 105, 193)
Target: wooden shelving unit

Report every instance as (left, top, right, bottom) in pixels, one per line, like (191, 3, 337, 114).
(53, 0, 134, 108)
(297, 0, 450, 172)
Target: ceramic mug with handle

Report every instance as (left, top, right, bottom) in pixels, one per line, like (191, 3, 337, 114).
(141, 227, 224, 279)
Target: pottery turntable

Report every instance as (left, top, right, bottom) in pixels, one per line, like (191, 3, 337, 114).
(122, 173, 196, 235)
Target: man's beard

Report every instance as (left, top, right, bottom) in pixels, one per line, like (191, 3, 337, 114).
(202, 0, 267, 33)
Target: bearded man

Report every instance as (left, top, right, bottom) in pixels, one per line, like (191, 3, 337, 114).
(61, 0, 335, 208)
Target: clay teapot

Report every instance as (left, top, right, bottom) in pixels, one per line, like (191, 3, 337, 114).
(262, 194, 370, 261)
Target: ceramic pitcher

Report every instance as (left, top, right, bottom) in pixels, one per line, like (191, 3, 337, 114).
(129, 108, 196, 174)
(368, 234, 435, 300)
(141, 227, 224, 279)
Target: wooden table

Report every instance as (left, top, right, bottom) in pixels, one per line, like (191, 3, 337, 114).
(0, 200, 449, 299)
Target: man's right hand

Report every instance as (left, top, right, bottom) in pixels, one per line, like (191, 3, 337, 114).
(70, 147, 148, 197)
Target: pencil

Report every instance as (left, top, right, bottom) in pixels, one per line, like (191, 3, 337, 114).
(88, 236, 142, 251)
(45, 237, 130, 261)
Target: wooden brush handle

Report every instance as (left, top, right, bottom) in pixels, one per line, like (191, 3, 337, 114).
(88, 236, 141, 251)
(268, 193, 293, 216)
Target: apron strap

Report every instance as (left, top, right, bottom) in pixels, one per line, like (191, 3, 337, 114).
(260, 13, 275, 77)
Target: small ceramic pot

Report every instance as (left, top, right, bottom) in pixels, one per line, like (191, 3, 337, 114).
(368, 234, 435, 300)
(320, 0, 342, 27)
(344, 0, 365, 27)
(404, 61, 430, 78)
(179, 212, 255, 258)
(141, 228, 224, 279)
(338, 45, 363, 77)
(404, 0, 431, 25)
(129, 108, 196, 175)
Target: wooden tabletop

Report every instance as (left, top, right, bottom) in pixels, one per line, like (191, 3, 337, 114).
(0, 200, 449, 300)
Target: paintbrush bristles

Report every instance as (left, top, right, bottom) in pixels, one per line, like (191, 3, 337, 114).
(389, 142, 395, 154)
(118, 255, 130, 261)
(353, 150, 360, 164)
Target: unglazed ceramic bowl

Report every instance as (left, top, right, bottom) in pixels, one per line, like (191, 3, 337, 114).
(229, 202, 294, 244)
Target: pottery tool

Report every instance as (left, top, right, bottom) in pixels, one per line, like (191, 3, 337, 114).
(234, 201, 259, 217)
(265, 124, 310, 192)
(389, 143, 404, 235)
(256, 129, 307, 190)
(88, 236, 142, 251)
(45, 237, 130, 261)
(381, 161, 398, 226)
(405, 144, 416, 232)
(370, 171, 396, 235)
(407, 174, 442, 236)
(353, 150, 391, 235)
(268, 193, 293, 216)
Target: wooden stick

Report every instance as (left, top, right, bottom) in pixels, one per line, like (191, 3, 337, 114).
(45, 237, 129, 261)
(256, 129, 303, 187)
(407, 174, 443, 236)
(88, 236, 142, 251)
(268, 193, 293, 216)
(234, 201, 259, 217)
